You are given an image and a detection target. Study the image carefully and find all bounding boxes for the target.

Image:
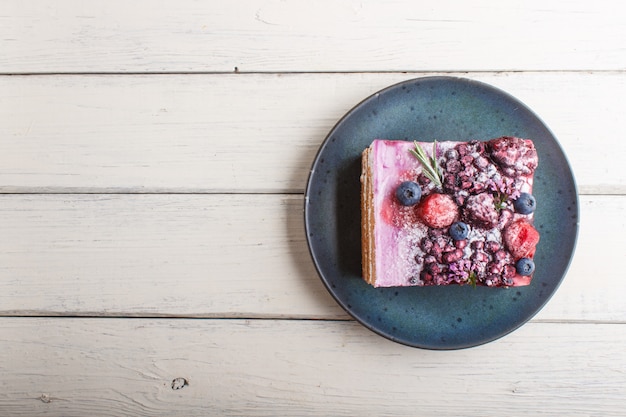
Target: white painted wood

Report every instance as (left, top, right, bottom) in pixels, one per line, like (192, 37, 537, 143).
(1, 1, 623, 415)
(1, 72, 625, 194)
(0, 193, 620, 322)
(0, 318, 624, 416)
(0, 193, 344, 319)
(1, 0, 625, 73)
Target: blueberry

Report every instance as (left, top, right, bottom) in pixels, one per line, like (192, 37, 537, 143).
(516, 258, 535, 276)
(449, 221, 469, 240)
(395, 181, 421, 206)
(513, 192, 536, 214)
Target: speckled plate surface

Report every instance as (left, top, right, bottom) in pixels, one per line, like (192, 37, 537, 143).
(304, 76, 578, 349)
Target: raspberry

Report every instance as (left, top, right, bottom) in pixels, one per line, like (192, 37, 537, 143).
(417, 193, 459, 228)
(485, 275, 501, 287)
(420, 237, 434, 253)
(471, 182, 487, 193)
(445, 148, 459, 160)
(471, 240, 484, 250)
(427, 263, 442, 275)
(443, 174, 457, 193)
(421, 271, 433, 282)
(461, 155, 474, 167)
(503, 220, 540, 260)
(417, 174, 432, 187)
(485, 241, 500, 253)
(455, 239, 467, 249)
(494, 249, 508, 262)
(433, 274, 447, 285)
(487, 263, 502, 275)
(470, 140, 486, 154)
(464, 193, 499, 228)
(445, 159, 461, 174)
(443, 249, 464, 263)
(502, 264, 517, 278)
(498, 209, 514, 229)
(473, 156, 490, 171)
(431, 243, 444, 263)
(472, 251, 489, 263)
(488, 136, 538, 176)
(443, 241, 456, 253)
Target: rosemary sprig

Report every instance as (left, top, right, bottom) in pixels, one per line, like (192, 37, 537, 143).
(410, 140, 442, 188)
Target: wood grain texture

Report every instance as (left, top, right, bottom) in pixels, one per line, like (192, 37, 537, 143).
(0, 193, 621, 322)
(1, 0, 625, 73)
(2, 1, 625, 415)
(0, 318, 624, 416)
(1, 71, 625, 194)
(0, 193, 343, 318)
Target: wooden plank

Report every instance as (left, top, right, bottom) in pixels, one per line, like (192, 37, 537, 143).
(0, 193, 345, 319)
(0, 318, 624, 416)
(1, 0, 625, 73)
(0, 193, 622, 321)
(1, 72, 625, 194)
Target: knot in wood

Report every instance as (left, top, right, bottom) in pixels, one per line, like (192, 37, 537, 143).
(171, 377, 189, 390)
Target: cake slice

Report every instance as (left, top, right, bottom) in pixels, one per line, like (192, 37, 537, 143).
(360, 137, 539, 288)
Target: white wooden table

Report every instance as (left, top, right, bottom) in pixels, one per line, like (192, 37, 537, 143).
(1, 1, 625, 415)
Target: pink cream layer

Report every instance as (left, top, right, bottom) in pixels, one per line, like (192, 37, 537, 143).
(370, 140, 453, 286)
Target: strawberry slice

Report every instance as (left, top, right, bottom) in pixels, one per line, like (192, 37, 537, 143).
(503, 220, 540, 259)
(417, 193, 459, 228)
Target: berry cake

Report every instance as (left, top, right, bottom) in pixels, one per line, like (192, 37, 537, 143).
(360, 137, 539, 288)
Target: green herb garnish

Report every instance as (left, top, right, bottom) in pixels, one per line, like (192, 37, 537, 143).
(410, 140, 442, 188)
(494, 192, 508, 212)
(468, 271, 477, 289)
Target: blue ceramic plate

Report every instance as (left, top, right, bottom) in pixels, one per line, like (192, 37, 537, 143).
(304, 76, 578, 349)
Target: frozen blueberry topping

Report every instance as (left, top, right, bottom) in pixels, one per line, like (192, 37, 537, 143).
(395, 181, 422, 206)
(513, 192, 537, 215)
(516, 258, 535, 276)
(449, 222, 470, 241)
